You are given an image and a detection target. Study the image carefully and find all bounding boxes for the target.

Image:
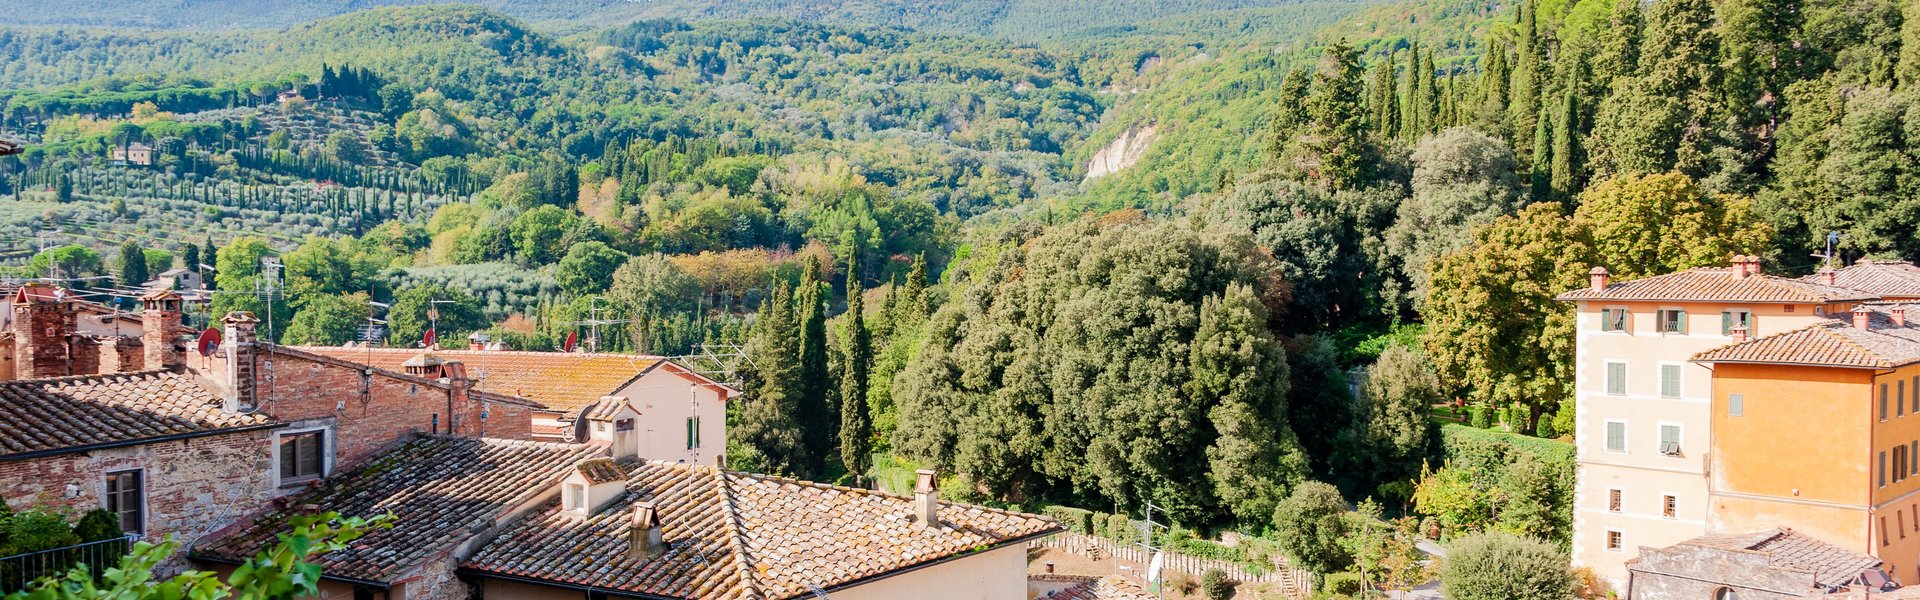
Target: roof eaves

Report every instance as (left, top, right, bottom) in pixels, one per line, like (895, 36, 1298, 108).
(0, 421, 284, 463)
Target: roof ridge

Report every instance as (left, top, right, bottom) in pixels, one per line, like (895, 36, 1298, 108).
(9, 369, 180, 386)
(712, 468, 762, 598)
(733, 471, 1055, 523)
(1822, 321, 1899, 368)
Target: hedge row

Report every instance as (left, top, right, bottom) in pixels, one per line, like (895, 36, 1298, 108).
(1438, 423, 1577, 542)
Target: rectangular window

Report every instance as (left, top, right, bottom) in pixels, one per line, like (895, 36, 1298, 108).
(1882, 451, 1890, 488)
(1658, 309, 1687, 334)
(1883, 517, 1891, 547)
(1606, 421, 1627, 453)
(1607, 530, 1623, 552)
(1659, 424, 1681, 456)
(1660, 364, 1683, 399)
(1662, 495, 1676, 519)
(1903, 381, 1908, 417)
(1911, 441, 1917, 476)
(1903, 511, 1908, 539)
(104, 470, 142, 534)
(1729, 394, 1745, 417)
(686, 416, 701, 450)
(1608, 489, 1622, 512)
(279, 430, 325, 483)
(566, 483, 586, 511)
(1602, 309, 1628, 332)
(1885, 384, 1893, 421)
(1912, 376, 1917, 414)
(1722, 309, 1754, 335)
(1606, 362, 1627, 396)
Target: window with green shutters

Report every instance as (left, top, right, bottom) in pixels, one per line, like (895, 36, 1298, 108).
(1606, 421, 1627, 453)
(1658, 309, 1687, 334)
(1659, 424, 1681, 456)
(1729, 394, 1744, 417)
(1602, 309, 1629, 332)
(1660, 364, 1682, 398)
(1722, 309, 1754, 336)
(686, 416, 700, 450)
(1607, 362, 1627, 395)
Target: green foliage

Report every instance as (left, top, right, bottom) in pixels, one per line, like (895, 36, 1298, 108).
(1200, 569, 1236, 600)
(838, 265, 874, 480)
(1270, 481, 1353, 574)
(115, 242, 149, 289)
(280, 291, 371, 345)
(1, 510, 79, 556)
(71, 510, 121, 544)
(1438, 532, 1575, 600)
(1358, 343, 1439, 480)
(385, 283, 486, 345)
(1041, 506, 1096, 535)
(552, 242, 626, 297)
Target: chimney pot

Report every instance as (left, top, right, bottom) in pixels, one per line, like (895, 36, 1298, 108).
(1589, 267, 1610, 292)
(914, 469, 939, 527)
(1747, 255, 1764, 276)
(1731, 256, 1750, 279)
(1854, 305, 1873, 330)
(1731, 324, 1749, 343)
(1895, 307, 1908, 327)
(628, 501, 666, 561)
(1819, 268, 1838, 287)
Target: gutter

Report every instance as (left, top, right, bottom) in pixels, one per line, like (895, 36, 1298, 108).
(458, 526, 1065, 599)
(0, 422, 285, 463)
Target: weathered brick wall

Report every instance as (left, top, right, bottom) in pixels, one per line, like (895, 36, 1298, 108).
(66, 336, 100, 377)
(15, 304, 72, 378)
(396, 557, 472, 600)
(96, 337, 143, 374)
(0, 430, 276, 571)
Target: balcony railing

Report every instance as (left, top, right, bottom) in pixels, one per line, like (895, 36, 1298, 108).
(0, 535, 137, 592)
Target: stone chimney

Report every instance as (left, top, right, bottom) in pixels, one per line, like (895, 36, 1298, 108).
(627, 501, 666, 561)
(1854, 305, 1873, 330)
(1589, 267, 1610, 292)
(1746, 255, 1764, 276)
(1819, 268, 1838, 287)
(1895, 307, 1908, 327)
(221, 312, 260, 411)
(1731, 323, 1749, 343)
(13, 284, 74, 378)
(914, 469, 940, 527)
(140, 290, 184, 371)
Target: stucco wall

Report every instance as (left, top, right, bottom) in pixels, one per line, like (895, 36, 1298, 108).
(615, 368, 728, 465)
(828, 544, 1028, 600)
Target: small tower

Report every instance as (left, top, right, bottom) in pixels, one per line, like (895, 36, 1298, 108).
(141, 289, 184, 371)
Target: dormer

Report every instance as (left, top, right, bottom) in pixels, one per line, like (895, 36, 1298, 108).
(560, 458, 629, 520)
(583, 396, 640, 461)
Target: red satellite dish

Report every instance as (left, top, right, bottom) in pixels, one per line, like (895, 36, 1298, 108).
(422, 327, 436, 348)
(563, 331, 578, 353)
(196, 328, 222, 356)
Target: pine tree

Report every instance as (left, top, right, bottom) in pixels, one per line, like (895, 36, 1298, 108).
(838, 263, 873, 482)
(795, 258, 834, 477)
(1511, 0, 1542, 157)
(1550, 89, 1581, 200)
(735, 282, 810, 475)
(116, 241, 149, 289)
(1902, 0, 1920, 89)
(1596, 0, 1645, 88)
(1298, 40, 1372, 188)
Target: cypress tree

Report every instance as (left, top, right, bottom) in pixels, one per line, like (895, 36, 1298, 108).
(1369, 52, 1398, 140)
(795, 258, 834, 477)
(838, 263, 873, 482)
(1479, 40, 1511, 133)
(1530, 104, 1553, 200)
(736, 282, 809, 475)
(1902, 0, 1920, 89)
(1511, 0, 1542, 156)
(1551, 89, 1581, 200)
(116, 241, 148, 289)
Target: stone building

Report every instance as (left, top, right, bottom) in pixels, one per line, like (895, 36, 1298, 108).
(1628, 529, 1892, 599)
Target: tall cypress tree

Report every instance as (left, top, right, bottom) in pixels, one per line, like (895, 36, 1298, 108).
(1550, 89, 1581, 200)
(1300, 40, 1371, 188)
(1511, 0, 1542, 157)
(1902, 0, 1920, 89)
(838, 263, 873, 482)
(1479, 40, 1511, 133)
(795, 258, 834, 476)
(736, 282, 809, 475)
(1369, 52, 1398, 140)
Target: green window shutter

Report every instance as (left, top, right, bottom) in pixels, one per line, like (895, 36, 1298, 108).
(1661, 365, 1681, 398)
(1676, 309, 1687, 333)
(1722, 311, 1733, 335)
(1729, 394, 1744, 417)
(1607, 422, 1625, 452)
(1748, 313, 1757, 336)
(1607, 363, 1625, 395)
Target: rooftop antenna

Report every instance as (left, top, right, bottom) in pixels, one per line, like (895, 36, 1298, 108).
(1814, 231, 1844, 271)
(559, 296, 632, 354)
(257, 256, 283, 341)
(425, 298, 456, 347)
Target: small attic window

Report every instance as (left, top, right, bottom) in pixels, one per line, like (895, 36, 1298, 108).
(565, 483, 587, 512)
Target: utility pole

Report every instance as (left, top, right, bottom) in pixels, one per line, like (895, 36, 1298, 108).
(257, 256, 282, 341)
(1141, 500, 1167, 600)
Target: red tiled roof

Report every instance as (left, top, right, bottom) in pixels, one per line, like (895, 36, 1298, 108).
(293, 347, 672, 414)
(191, 436, 598, 583)
(0, 371, 276, 460)
(462, 461, 1062, 599)
(575, 458, 627, 484)
(1812, 260, 1920, 298)
(1557, 268, 1877, 303)
(1034, 575, 1156, 600)
(1693, 307, 1920, 368)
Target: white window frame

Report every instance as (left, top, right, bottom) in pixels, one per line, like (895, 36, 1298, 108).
(565, 482, 587, 512)
(272, 424, 335, 488)
(1607, 488, 1623, 512)
(1658, 362, 1685, 399)
(1660, 491, 1678, 520)
(1657, 422, 1683, 457)
(102, 468, 146, 536)
(1600, 306, 1631, 333)
(1656, 307, 1688, 335)
(1606, 529, 1625, 553)
(1605, 360, 1629, 396)
(1605, 420, 1629, 454)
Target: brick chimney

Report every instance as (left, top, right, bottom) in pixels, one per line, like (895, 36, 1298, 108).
(1746, 255, 1764, 276)
(468, 331, 489, 351)
(221, 312, 260, 411)
(627, 501, 666, 561)
(140, 290, 184, 371)
(1731, 323, 1749, 343)
(1819, 268, 1838, 287)
(12, 284, 74, 378)
(1854, 305, 1873, 330)
(1895, 307, 1908, 327)
(1731, 256, 1752, 279)
(914, 469, 939, 527)
(1589, 267, 1610, 292)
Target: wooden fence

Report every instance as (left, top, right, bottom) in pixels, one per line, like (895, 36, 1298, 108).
(1030, 533, 1315, 598)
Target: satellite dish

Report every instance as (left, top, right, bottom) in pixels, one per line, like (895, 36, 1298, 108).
(563, 331, 579, 353)
(196, 328, 222, 356)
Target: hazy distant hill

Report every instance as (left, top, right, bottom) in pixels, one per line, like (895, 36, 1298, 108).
(1, 0, 1381, 42)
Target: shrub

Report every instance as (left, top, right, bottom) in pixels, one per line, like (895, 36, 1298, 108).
(1201, 568, 1236, 600)
(1321, 571, 1363, 596)
(1270, 481, 1353, 574)
(1042, 506, 1095, 534)
(1469, 404, 1491, 428)
(1107, 514, 1135, 542)
(1440, 532, 1574, 600)
(72, 509, 122, 542)
(2, 509, 79, 555)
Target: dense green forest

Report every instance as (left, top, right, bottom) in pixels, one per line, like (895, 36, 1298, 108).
(7, 0, 1920, 593)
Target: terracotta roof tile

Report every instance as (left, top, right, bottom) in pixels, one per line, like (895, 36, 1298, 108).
(1034, 575, 1156, 600)
(1682, 529, 1883, 588)
(462, 462, 1063, 599)
(1693, 307, 1920, 368)
(191, 436, 598, 583)
(294, 347, 666, 414)
(1557, 268, 1877, 304)
(0, 371, 275, 459)
(575, 458, 628, 484)
(1811, 260, 1920, 298)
